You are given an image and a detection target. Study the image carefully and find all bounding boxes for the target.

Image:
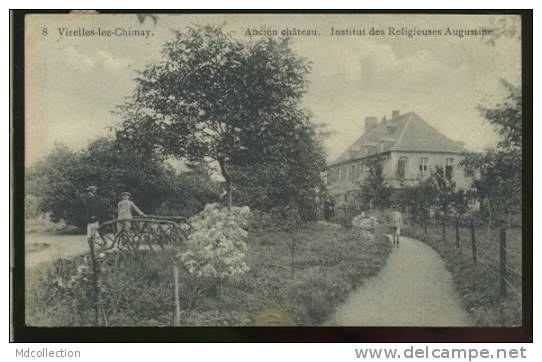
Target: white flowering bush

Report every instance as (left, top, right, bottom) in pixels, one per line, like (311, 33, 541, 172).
(179, 203, 252, 291)
(351, 214, 379, 242)
(351, 214, 378, 230)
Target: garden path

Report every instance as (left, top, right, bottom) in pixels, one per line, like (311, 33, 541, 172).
(329, 235, 472, 326)
(25, 233, 89, 269)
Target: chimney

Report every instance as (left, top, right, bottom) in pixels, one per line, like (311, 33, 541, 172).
(392, 110, 400, 119)
(364, 116, 378, 132)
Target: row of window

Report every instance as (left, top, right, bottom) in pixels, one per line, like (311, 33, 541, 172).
(327, 157, 458, 184)
(396, 157, 454, 179)
(327, 162, 371, 184)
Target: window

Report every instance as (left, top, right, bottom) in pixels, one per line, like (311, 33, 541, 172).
(358, 163, 363, 179)
(419, 157, 429, 175)
(397, 157, 408, 179)
(351, 164, 356, 181)
(445, 158, 454, 179)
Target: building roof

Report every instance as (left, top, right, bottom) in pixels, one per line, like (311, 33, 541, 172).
(330, 112, 468, 166)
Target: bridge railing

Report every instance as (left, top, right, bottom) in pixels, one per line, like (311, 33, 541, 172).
(96, 216, 191, 252)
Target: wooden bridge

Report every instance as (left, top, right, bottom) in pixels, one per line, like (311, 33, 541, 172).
(95, 215, 190, 252)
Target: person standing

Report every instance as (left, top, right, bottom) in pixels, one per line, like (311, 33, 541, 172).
(390, 206, 403, 248)
(117, 191, 145, 232)
(85, 185, 101, 242)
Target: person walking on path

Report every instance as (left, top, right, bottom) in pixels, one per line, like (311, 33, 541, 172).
(390, 206, 403, 248)
(117, 191, 145, 233)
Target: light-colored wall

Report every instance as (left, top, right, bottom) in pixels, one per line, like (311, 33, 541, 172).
(387, 151, 472, 189)
(326, 151, 473, 200)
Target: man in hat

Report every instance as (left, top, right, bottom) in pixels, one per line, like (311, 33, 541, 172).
(117, 191, 145, 233)
(85, 185, 101, 241)
(390, 205, 403, 248)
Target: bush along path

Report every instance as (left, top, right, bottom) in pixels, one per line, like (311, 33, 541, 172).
(329, 235, 472, 326)
(25, 222, 392, 327)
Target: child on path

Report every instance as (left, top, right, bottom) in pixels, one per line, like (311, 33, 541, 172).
(390, 206, 403, 248)
(117, 192, 145, 232)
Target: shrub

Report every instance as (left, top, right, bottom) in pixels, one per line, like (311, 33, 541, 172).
(179, 203, 252, 296)
(27, 222, 392, 327)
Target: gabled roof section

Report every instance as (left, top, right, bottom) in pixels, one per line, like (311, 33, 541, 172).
(330, 112, 468, 166)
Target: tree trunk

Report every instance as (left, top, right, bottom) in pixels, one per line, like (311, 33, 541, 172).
(217, 158, 233, 210)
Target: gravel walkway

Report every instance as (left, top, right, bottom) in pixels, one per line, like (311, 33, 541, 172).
(25, 232, 89, 269)
(330, 235, 471, 326)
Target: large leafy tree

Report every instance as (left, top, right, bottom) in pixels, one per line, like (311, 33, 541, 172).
(26, 138, 217, 231)
(462, 80, 522, 223)
(479, 79, 521, 151)
(116, 25, 313, 208)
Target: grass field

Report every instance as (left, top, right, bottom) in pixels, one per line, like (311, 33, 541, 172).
(26, 223, 391, 326)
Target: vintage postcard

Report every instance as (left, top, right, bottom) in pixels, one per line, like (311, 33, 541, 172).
(13, 11, 529, 339)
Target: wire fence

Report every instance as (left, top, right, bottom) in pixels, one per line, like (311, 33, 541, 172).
(408, 217, 522, 300)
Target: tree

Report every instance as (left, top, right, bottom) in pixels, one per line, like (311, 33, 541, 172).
(26, 144, 89, 228)
(116, 25, 312, 209)
(478, 79, 521, 151)
(462, 80, 522, 225)
(232, 120, 327, 222)
(359, 157, 392, 210)
(427, 166, 457, 242)
(26, 138, 199, 231)
(450, 188, 472, 247)
(156, 162, 221, 218)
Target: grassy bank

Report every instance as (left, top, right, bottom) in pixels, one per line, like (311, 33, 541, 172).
(402, 224, 522, 326)
(26, 223, 391, 326)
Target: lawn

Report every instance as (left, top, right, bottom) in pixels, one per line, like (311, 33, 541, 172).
(402, 223, 523, 326)
(26, 222, 391, 326)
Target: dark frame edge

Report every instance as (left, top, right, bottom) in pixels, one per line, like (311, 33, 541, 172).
(10, 9, 533, 343)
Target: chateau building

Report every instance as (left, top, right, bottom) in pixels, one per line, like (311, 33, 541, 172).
(326, 111, 473, 204)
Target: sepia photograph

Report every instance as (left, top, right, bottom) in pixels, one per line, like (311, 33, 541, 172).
(11, 10, 531, 341)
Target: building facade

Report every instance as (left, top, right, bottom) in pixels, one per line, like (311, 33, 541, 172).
(326, 111, 473, 205)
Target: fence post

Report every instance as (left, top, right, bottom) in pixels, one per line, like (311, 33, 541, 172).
(499, 227, 507, 298)
(455, 217, 460, 248)
(470, 218, 477, 264)
(173, 259, 181, 326)
(442, 213, 446, 242)
(88, 235, 101, 326)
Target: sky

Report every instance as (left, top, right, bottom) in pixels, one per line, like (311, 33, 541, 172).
(24, 13, 521, 167)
